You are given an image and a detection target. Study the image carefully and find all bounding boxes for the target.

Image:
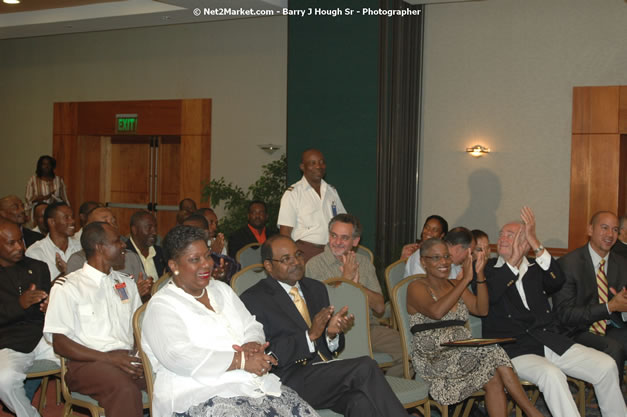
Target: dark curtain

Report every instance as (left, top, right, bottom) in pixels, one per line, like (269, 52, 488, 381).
(375, 0, 424, 269)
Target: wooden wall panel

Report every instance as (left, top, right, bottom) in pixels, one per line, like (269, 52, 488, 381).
(620, 87, 627, 133)
(572, 86, 619, 134)
(181, 99, 211, 136)
(53, 102, 78, 135)
(619, 134, 627, 217)
(179, 136, 203, 204)
(76, 136, 102, 207)
(52, 134, 79, 215)
(568, 134, 620, 248)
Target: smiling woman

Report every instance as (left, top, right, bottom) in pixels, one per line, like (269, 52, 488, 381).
(141, 225, 319, 417)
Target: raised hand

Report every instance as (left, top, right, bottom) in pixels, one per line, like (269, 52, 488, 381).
(55, 253, 67, 276)
(608, 287, 627, 313)
(520, 206, 541, 250)
(339, 251, 359, 283)
(308, 306, 334, 341)
(212, 258, 227, 280)
(460, 248, 474, 284)
(136, 272, 153, 297)
(327, 306, 354, 339)
(18, 284, 48, 310)
(211, 233, 225, 254)
(474, 249, 487, 274)
(400, 243, 420, 261)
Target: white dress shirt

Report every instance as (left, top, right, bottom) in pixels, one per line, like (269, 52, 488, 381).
(141, 279, 281, 417)
(44, 263, 141, 351)
(277, 176, 346, 245)
(25, 235, 82, 281)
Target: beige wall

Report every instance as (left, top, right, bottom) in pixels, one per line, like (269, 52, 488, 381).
(419, 0, 627, 248)
(0, 16, 287, 215)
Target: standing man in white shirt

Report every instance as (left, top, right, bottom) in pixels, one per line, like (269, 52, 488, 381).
(44, 221, 144, 417)
(278, 149, 346, 263)
(25, 202, 80, 281)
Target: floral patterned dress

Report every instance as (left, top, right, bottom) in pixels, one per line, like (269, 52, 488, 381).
(410, 293, 512, 405)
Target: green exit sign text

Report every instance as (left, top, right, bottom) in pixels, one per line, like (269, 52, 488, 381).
(116, 114, 138, 133)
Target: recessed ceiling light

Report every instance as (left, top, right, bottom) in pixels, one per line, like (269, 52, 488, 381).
(3, 0, 21, 4)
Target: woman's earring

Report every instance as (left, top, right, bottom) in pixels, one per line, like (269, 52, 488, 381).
(174, 270, 179, 276)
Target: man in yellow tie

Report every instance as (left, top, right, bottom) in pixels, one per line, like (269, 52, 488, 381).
(556, 211, 627, 384)
(241, 235, 408, 417)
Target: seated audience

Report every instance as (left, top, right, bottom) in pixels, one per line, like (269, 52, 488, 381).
(0, 218, 57, 417)
(44, 222, 145, 417)
(610, 215, 627, 258)
(31, 202, 48, 235)
(399, 215, 448, 261)
(196, 208, 227, 255)
(407, 238, 542, 417)
(228, 200, 277, 258)
(176, 198, 197, 225)
(404, 226, 474, 278)
(141, 226, 318, 417)
(66, 207, 150, 298)
(73, 201, 101, 242)
(306, 214, 404, 377)
(483, 207, 625, 417)
(182, 214, 240, 284)
(126, 211, 166, 280)
(241, 235, 408, 417)
(277, 149, 346, 263)
(555, 211, 627, 384)
(25, 155, 69, 213)
(26, 202, 80, 281)
(471, 229, 491, 260)
(0, 196, 44, 249)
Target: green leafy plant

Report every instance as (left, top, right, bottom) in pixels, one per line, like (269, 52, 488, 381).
(201, 154, 287, 238)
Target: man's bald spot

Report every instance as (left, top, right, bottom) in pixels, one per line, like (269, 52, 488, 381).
(590, 211, 617, 226)
(87, 207, 114, 223)
(301, 148, 323, 163)
(0, 195, 20, 210)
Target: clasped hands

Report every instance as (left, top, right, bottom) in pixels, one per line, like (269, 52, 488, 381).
(308, 305, 354, 341)
(106, 350, 144, 379)
(232, 341, 278, 376)
(508, 206, 542, 267)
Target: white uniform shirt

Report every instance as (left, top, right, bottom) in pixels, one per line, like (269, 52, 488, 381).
(277, 176, 346, 245)
(25, 235, 82, 281)
(44, 263, 141, 351)
(404, 249, 460, 279)
(141, 279, 281, 417)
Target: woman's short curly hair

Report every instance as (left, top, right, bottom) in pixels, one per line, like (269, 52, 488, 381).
(163, 225, 208, 261)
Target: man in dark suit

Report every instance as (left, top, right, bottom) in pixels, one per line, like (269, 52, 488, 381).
(611, 215, 627, 259)
(482, 207, 624, 417)
(555, 211, 627, 383)
(0, 195, 44, 248)
(228, 200, 277, 258)
(240, 235, 407, 417)
(125, 211, 166, 279)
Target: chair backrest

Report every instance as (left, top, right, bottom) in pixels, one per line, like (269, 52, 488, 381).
(385, 259, 407, 298)
(324, 277, 372, 359)
(132, 303, 154, 412)
(391, 275, 421, 379)
(231, 263, 266, 296)
(355, 245, 374, 263)
(236, 243, 262, 268)
(151, 272, 171, 295)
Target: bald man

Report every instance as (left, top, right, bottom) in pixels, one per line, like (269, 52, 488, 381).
(0, 218, 57, 417)
(277, 149, 346, 262)
(555, 211, 627, 383)
(0, 196, 44, 248)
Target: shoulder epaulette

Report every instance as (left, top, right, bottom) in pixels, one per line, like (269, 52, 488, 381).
(54, 277, 67, 286)
(286, 186, 294, 191)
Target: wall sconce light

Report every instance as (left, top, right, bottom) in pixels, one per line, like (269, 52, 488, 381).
(465, 144, 490, 157)
(258, 144, 282, 155)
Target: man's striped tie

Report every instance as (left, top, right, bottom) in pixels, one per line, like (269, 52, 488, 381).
(590, 259, 609, 335)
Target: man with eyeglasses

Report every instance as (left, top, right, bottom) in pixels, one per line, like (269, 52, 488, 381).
(306, 214, 404, 377)
(482, 207, 625, 417)
(241, 235, 408, 417)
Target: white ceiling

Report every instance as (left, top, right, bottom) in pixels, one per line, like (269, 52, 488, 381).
(0, 0, 287, 40)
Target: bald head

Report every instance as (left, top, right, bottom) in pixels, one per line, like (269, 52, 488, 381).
(0, 195, 26, 225)
(87, 207, 118, 229)
(300, 149, 326, 185)
(0, 218, 25, 267)
(587, 211, 618, 257)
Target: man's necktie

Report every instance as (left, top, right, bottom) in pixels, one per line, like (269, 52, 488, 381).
(290, 286, 312, 327)
(590, 259, 609, 335)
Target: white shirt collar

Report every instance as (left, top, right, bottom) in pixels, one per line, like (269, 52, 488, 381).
(587, 242, 609, 271)
(277, 280, 303, 298)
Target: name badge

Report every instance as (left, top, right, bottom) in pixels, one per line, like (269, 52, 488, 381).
(115, 282, 129, 303)
(331, 201, 337, 216)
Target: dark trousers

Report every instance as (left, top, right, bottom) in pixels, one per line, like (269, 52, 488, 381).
(66, 360, 146, 417)
(290, 356, 407, 417)
(574, 327, 627, 384)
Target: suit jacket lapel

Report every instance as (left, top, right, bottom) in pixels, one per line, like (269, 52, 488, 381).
(607, 254, 621, 291)
(581, 248, 597, 296)
(265, 278, 310, 329)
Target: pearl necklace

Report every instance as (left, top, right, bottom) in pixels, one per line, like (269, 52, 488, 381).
(193, 288, 206, 299)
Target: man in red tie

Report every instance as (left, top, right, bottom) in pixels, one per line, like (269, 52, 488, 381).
(555, 211, 627, 384)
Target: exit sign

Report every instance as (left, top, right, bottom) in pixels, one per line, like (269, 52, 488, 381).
(116, 114, 138, 133)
